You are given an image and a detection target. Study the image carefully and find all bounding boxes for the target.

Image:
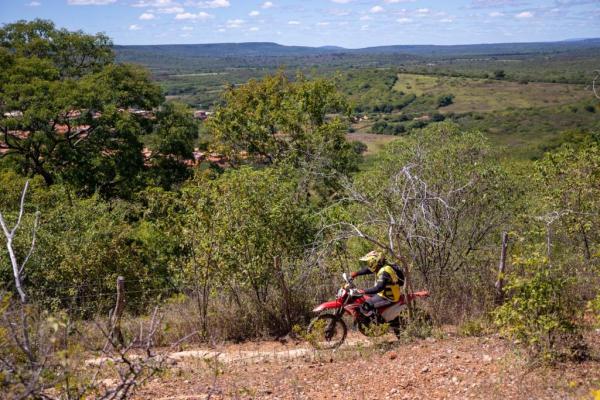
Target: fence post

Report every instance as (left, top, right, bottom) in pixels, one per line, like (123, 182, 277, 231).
(111, 276, 126, 347)
(494, 232, 509, 304)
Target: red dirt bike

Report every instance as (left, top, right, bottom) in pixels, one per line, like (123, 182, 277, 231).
(307, 273, 430, 349)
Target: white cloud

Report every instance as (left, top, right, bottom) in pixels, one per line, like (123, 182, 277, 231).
(226, 18, 245, 28)
(416, 8, 430, 13)
(330, 9, 350, 16)
(360, 24, 369, 30)
(132, 0, 176, 7)
(360, 15, 372, 20)
(261, 1, 274, 9)
(317, 21, 330, 26)
(129, 24, 141, 30)
(515, 11, 533, 18)
(197, 0, 230, 8)
(249, 10, 260, 17)
(288, 20, 301, 25)
(370, 5, 384, 13)
(26, 1, 41, 6)
(175, 11, 213, 19)
(331, 0, 351, 3)
(385, 0, 415, 3)
(182, 26, 194, 30)
(68, 0, 116, 4)
(396, 17, 411, 23)
(154, 6, 184, 13)
(249, 27, 259, 31)
(489, 11, 504, 17)
(440, 18, 453, 22)
(139, 12, 155, 20)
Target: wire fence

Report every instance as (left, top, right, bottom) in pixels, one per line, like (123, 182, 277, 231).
(1, 275, 342, 320)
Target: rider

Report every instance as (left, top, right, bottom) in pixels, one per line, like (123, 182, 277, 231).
(350, 250, 405, 316)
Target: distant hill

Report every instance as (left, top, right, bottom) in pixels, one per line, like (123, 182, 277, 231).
(115, 42, 346, 58)
(116, 38, 600, 59)
(114, 39, 600, 73)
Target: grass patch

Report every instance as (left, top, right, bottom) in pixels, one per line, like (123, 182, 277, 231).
(393, 73, 590, 113)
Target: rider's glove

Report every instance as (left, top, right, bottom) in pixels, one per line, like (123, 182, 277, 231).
(357, 289, 365, 295)
(350, 271, 359, 279)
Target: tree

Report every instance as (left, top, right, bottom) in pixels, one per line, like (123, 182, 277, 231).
(169, 167, 318, 338)
(207, 72, 359, 181)
(146, 102, 199, 190)
(535, 143, 600, 262)
(0, 20, 196, 197)
(322, 122, 520, 319)
(437, 94, 454, 107)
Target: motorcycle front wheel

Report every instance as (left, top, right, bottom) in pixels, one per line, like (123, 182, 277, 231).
(307, 314, 347, 350)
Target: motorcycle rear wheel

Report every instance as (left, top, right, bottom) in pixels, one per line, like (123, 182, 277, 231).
(307, 314, 347, 350)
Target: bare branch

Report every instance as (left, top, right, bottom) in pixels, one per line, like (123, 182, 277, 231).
(19, 211, 40, 275)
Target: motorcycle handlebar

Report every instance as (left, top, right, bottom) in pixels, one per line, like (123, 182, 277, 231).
(342, 272, 356, 288)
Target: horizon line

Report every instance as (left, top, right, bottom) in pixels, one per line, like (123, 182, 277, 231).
(113, 37, 600, 49)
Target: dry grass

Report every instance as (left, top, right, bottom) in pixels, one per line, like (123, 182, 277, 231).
(393, 73, 590, 113)
(347, 132, 398, 155)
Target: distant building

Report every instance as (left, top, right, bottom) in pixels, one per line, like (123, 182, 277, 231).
(3, 111, 23, 118)
(193, 110, 213, 120)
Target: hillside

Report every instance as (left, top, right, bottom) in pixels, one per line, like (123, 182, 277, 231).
(115, 39, 600, 73)
(116, 38, 600, 60)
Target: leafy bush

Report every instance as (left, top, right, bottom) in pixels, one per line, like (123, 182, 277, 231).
(494, 253, 585, 363)
(437, 94, 454, 107)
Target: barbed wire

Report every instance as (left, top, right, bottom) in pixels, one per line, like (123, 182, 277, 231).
(1, 277, 341, 316)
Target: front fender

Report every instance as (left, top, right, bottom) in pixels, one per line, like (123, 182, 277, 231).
(313, 299, 343, 313)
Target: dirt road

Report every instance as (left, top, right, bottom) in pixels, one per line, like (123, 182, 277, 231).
(135, 332, 600, 400)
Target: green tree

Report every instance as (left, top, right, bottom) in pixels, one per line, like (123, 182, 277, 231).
(146, 102, 199, 190)
(0, 20, 196, 197)
(171, 167, 317, 338)
(207, 72, 359, 180)
(535, 144, 600, 261)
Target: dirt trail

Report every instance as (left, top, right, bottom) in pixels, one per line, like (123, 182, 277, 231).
(133, 331, 600, 400)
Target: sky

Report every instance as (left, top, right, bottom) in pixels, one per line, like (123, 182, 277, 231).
(1, 0, 599, 48)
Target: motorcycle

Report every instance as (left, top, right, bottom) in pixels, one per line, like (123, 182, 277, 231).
(307, 273, 430, 349)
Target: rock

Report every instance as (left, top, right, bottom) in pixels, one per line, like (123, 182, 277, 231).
(421, 366, 430, 373)
(387, 351, 398, 360)
(482, 354, 492, 363)
(452, 376, 460, 385)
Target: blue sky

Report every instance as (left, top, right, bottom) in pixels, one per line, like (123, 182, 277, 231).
(1, 0, 599, 47)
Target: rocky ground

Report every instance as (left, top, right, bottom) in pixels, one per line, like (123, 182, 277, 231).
(132, 329, 600, 400)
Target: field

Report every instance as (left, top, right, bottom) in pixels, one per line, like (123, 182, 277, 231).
(393, 73, 590, 113)
(347, 132, 398, 155)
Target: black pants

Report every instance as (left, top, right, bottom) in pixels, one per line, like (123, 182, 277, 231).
(364, 294, 393, 311)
